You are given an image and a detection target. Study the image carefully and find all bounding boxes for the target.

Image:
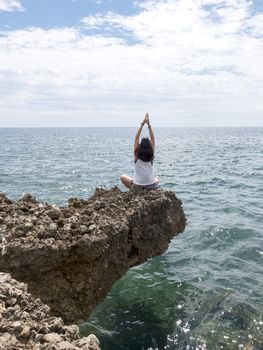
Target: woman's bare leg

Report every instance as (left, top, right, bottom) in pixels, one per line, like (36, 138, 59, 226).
(120, 175, 133, 189)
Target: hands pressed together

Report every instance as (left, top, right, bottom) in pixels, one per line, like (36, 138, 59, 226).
(142, 113, 150, 126)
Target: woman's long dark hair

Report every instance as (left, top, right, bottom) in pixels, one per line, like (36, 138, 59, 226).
(136, 137, 154, 162)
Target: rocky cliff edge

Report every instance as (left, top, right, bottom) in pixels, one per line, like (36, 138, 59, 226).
(0, 187, 186, 326)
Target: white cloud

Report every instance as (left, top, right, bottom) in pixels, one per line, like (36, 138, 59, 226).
(0, 0, 24, 12)
(0, 0, 262, 126)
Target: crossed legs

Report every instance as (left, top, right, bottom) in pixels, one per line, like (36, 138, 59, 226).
(120, 175, 160, 189)
(120, 175, 133, 189)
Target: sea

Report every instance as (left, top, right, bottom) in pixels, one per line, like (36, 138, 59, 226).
(0, 127, 262, 350)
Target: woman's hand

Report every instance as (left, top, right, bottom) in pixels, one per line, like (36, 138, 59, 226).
(146, 113, 150, 125)
(142, 114, 148, 125)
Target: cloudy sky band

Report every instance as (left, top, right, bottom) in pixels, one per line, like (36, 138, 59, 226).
(0, 0, 262, 126)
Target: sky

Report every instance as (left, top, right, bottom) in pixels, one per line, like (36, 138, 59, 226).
(0, 0, 262, 127)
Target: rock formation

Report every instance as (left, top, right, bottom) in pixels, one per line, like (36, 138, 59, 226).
(0, 272, 100, 350)
(0, 187, 186, 325)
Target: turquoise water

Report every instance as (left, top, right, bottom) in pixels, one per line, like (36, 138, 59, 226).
(0, 127, 262, 349)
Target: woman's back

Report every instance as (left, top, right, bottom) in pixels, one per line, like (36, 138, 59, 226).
(134, 158, 155, 186)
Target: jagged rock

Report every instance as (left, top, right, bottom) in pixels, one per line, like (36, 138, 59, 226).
(43, 333, 63, 343)
(47, 207, 61, 221)
(79, 334, 101, 350)
(0, 273, 100, 350)
(0, 187, 186, 324)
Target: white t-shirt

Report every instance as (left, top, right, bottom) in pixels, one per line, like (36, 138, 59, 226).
(133, 158, 155, 186)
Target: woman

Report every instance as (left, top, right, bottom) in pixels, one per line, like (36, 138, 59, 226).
(120, 113, 159, 189)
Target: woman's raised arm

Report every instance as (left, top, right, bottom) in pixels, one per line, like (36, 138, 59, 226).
(146, 114, 155, 150)
(134, 114, 147, 155)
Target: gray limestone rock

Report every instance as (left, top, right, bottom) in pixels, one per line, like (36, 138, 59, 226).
(0, 275, 100, 350)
